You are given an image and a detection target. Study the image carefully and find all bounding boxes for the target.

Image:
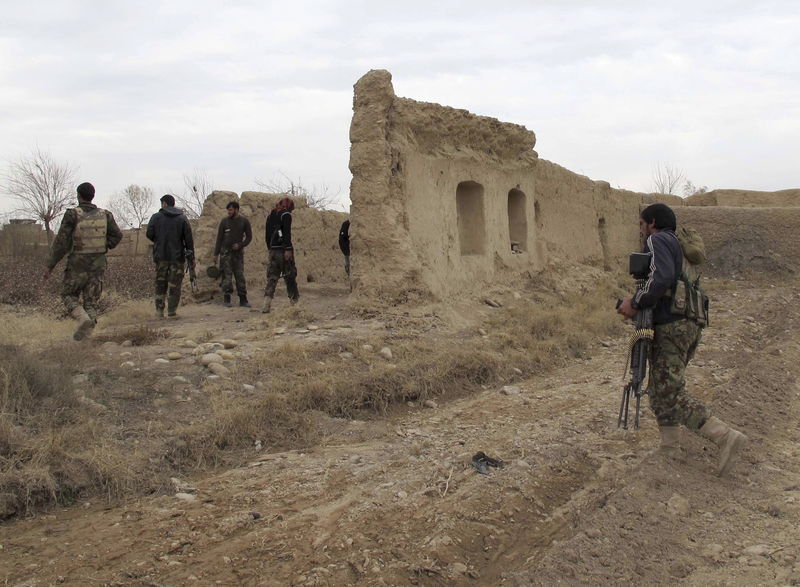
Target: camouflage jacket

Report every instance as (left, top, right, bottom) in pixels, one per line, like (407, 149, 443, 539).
(46, 202, 123, 271)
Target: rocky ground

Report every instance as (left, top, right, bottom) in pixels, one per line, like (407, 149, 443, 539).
(1, 277, 799, 586)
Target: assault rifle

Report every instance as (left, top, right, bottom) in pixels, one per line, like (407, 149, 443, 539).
(616, 252, 655, 430)
(185, 249, 198, 295)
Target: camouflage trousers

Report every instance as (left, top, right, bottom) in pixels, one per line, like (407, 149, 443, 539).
(61, 266, 104, 321)
(647, 319, 711, 430)
(155, 260, 185, 314)
(220, 249, 246, 296)
(264, 250, 299, 301)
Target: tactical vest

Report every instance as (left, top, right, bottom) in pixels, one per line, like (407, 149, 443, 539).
(668, 227, 710, 326)
(72, 207, 108, 254)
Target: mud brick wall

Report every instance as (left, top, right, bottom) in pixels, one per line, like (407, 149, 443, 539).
(348, 69, 675, 302)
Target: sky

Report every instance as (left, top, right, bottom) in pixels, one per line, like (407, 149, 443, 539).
(1, 0, 798, 220)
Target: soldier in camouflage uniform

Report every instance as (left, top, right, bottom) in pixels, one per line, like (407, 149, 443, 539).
(146, 194, 194, 318)
(44, 182, 123, 340)
(213, 201, 252, 307)
(618, 203, 747, 476)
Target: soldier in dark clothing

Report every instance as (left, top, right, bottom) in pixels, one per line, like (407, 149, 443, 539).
(146, 194, 194, 318)
(339, 219, 350, 277)
(618, 203, 747, 476)
(43, 182, 123, 340)
(262, 197, 299, 313)
(213, 201, 252, 307)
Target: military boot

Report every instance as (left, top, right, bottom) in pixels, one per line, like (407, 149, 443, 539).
(699, 416, 748, 476)
(239, 295, 251, 308)
(72, 307, 95, 341)
(223, 294, 232, 308)
(657, 426, 683, 460)
(261, 296, 272, 314)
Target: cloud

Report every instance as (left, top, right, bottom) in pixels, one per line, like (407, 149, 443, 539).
(1, 0, 799, 219)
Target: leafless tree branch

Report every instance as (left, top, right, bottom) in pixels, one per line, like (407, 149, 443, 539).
(1, 148, 78, 244)
(652, 163, 685, 196)
(254, 171, 341, 210)
(176, 169, 215, 219)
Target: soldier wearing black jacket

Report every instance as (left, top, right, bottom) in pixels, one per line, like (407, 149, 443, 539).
(146, 194, 194, 318)
(339, 219, 350, 277)
(618, 203, 747, 476)
(262, 197, 299, 313)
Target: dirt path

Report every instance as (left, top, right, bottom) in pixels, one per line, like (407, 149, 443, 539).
(2, 280, 800, 586)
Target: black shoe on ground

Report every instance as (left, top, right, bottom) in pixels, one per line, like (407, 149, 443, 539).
(239, 295, 251, 308)
(223, 294, 232, 307)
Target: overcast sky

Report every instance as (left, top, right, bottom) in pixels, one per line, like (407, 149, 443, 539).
(1, 0, 798, 219)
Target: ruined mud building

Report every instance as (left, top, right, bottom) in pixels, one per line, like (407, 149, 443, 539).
(347, 69, 799, 301)
(189, 69, 798, 302)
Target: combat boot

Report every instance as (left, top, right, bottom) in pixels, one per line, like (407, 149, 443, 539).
(223, 294, 232, 308)
(239, 295, 251, 308)
(657, 426, 683, 460)
(261, 296, 272, 314)
(71, 307, 95, 341)
(155, 308, 164, 319)
(699, 416, 748, 476)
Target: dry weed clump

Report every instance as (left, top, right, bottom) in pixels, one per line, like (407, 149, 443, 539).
(0, 344, 169, 518)
(173, 389, 317, 469)
(0, 308, 74, 347)
(94, 325, 170, 346)
(175, 338, 503, 466)
(487, 282, 625, 372)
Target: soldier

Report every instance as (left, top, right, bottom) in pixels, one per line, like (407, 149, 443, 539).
(213, 201, 252, 307)
(262, 197, 299, 313)
(145, 194, 194, 318)
(339, 219, 351, 277)
(618, 203, 747, 476)
(43, 182, 123, 340)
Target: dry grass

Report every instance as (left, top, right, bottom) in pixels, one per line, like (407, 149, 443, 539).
(0, 344, 164, 517)
(0, 308, 74, 347)
(0, 265, 635, 517)
(173, 273, 627, 468)
(99, 298, 154, 327)
(93, 325, 170, 346)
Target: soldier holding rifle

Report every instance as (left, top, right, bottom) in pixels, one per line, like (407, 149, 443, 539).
(617, 203, 747, 476)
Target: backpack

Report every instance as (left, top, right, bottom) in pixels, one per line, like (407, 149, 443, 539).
(669, 227, 710, 326)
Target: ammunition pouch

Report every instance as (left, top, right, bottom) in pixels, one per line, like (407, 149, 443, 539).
(669, 276, 710, 327)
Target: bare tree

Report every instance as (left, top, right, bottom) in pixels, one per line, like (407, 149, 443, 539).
(652, 163, 685, 196)
(175, 168, 215, 219)
(1, 148, 78, 244)
(682, 180, 708, 198)
(109, 184, 155, 255)
(254, 171, 341, 210)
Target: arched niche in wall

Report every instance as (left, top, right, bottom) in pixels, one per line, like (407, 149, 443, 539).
(456, 181, 486, 255)
(507, 188, 528, 253)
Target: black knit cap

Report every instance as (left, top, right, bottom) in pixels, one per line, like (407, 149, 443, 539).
(76, 182, 96, 201)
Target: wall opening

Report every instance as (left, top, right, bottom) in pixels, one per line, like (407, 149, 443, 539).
(507, 188, 528, 253)
(456, 181, 486, 255)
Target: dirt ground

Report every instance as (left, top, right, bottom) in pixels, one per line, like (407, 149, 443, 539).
(2, 275, 800, 586)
